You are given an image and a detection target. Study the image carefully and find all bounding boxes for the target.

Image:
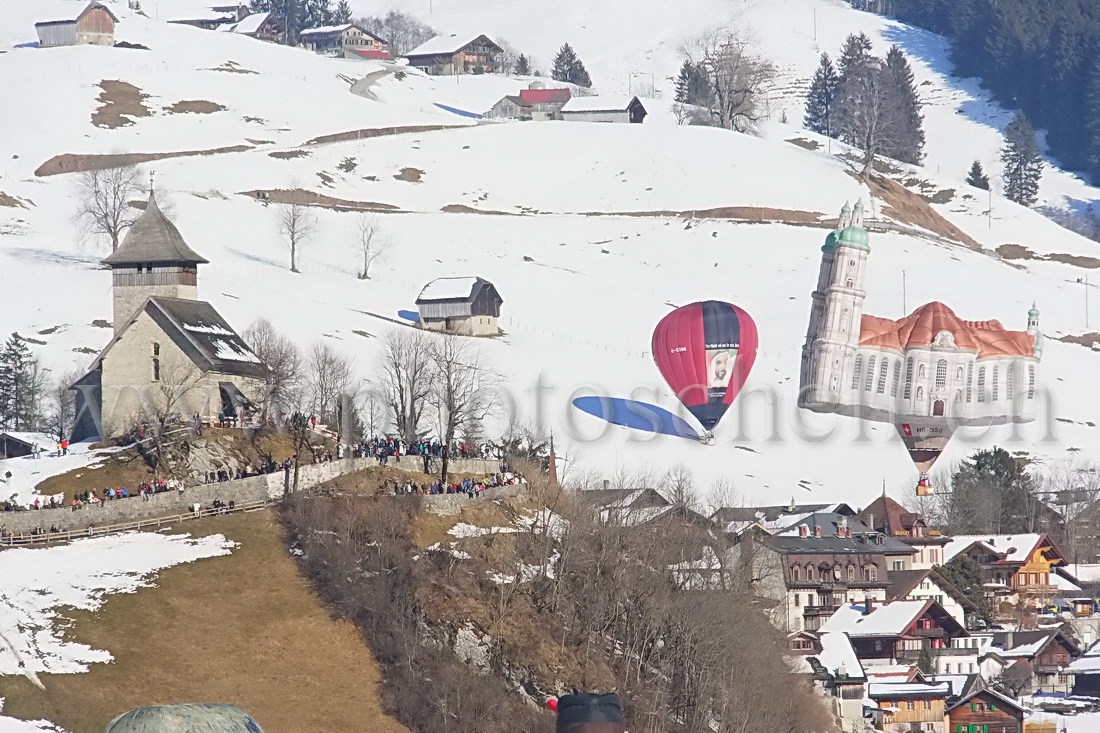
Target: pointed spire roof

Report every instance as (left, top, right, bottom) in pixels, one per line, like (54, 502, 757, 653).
(1029, 302, 1040, 319)
(102, 194, 208, 266)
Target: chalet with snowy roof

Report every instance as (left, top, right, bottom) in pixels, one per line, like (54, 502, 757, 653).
(298, 23, 385, 57)
(712, 501, 856, 535)
(817, 599, 969, 670)
(71, 194, 265, 442)
(0, 432, 54, 459)
(857, 494, 950, 569)
(990, 629, 1080, 695)
(730, 511, 917, 632)
(168, 4, 249, 30)
(35, 2, 117, 48)
(945, 686, 1025, 733)
(943, 534, 1066, 608)
(404, 34, 502, 75)
(799, 203, 1043, 467)
(886, 568, 978, 628)
(788, 630, 867, 730)
(415, 277, 502, 336)
(560, 96, 647, 124)
(224, 12, 281, 42)
(1068, 639, 1100, 696)
(486, 82, 571, 121)
(867, 681, 951, 733)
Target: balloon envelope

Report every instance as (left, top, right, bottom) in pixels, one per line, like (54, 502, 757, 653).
(651, 301, 758, 431)
(572, 396, 700, 439)
(895, 417, 954, 474)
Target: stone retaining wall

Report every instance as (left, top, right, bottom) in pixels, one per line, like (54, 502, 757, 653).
(419, 482, 526, 517)
(0, 456, 501, 533)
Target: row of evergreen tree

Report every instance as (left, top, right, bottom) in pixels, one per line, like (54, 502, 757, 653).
(803, 33, 924, 170)
(0, 333, 44, 434)
(248, 0, 353, 42)
(884, 0, 1100, 184)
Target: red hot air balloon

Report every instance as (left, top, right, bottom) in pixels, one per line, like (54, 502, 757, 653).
(652, 301, 758, 434)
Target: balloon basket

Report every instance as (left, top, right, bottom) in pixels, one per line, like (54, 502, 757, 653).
(700, 432, 716, 446)
(915, 474, 933, 497)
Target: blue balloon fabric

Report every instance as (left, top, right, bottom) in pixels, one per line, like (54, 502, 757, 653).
(572, 396, 699, 440)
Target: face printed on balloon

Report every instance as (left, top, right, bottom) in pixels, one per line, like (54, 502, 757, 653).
(707, 349, 735, 391)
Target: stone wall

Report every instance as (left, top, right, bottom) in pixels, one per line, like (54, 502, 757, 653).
(419, 482, 525, 516)
(0, 456, 502, 534)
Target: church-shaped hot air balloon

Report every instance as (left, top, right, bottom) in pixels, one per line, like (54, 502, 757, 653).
(798, 201, 1044, 493)
(652, 300, 758, 436)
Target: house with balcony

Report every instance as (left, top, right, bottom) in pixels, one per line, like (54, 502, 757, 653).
(857, 493, 951, 569)
(991, 629, 1080, 695)
(888, 568, 978, 628)
(868, 681, 952, 733)
(943, 534, 1067, 613)
(817, 599, 969, 671)
(730, 511, 917, 631)
(945, 687, 1025, 733)
(404, 34, 502, 75)
(298, 23, 386, 57)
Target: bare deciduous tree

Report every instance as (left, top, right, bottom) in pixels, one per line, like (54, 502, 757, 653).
(834, 61, 899, 175)
(688, 32, 774, 134)
(74, 164, 143, 252)
(357, 10, 434, 56)
(278, 201, 317, 273)
(44, 369, 82, 443)
(244, 318, 302, 419)
(428, 334, 497, 484)
(355, 213, 386, 280)
(306, 342, 355, 428)
(377, 328, 433, 442)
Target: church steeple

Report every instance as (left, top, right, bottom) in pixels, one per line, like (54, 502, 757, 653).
(103, 193, 208, 334)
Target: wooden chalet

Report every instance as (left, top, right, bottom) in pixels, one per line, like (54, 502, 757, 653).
(992, 629, 1080, 694)
(298, 23, 385, 55)
(944, 534, 1067, 609)
(404, 34, 502, 75)
(817, 599, 969, 666)
(415, 276, 502, 336)
(945, 687, 1025, 733)
(35, 2, 117, 48)
(868, 681, 952, 733)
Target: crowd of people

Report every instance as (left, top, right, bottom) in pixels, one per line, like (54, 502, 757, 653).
(392, 471, 526, 497)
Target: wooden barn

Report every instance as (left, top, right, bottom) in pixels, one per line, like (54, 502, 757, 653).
(0, 432, 53, 459)
(299, 23, 386, 55)
(945, 687, 1024, 733)
(404, 34, 502, 75)
(560, 96, 647, 124)
(415, 277, 502, 336)
(35, 2, 117, 48)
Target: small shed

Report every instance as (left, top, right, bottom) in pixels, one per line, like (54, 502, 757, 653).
(415, 277, 503, 336)
(560, 96, 647, 124)
(485, 95, 533, 121)
(35, 2, 117, 48)
(404, 34, 502, 75)
(0, 432, 54, 459)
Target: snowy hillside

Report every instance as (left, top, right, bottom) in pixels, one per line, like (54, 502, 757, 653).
(4, 0, 1100, 508)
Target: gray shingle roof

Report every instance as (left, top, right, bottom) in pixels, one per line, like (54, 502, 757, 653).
(148, 298, 265, 378)
(102, 195, 209, 266)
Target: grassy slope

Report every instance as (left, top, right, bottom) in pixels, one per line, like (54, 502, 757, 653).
(0, 509, 406, 733)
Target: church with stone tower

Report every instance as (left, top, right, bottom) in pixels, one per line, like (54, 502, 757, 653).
(71, 193, 265, 441)
(798, 201, 1043, 426)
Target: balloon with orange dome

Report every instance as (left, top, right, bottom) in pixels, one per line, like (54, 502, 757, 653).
(798, 202, 1044, 494)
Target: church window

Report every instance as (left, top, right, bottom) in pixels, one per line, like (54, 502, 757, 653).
(877, 358, 888, 393)
(852, 356, 863, 389)
(891, 361, 901, 396)
(865, 356, 876, 391)
(1028, 365, 1036, 399)
(936, 359, 947, 389)
(977, 367, 986, 402)
(152, 342, 161, 382)
(966, 363, 974, 403)
(904, 358, 914, 399)
(1006, 364, 1015, 400)
(992, 367, 999, 401)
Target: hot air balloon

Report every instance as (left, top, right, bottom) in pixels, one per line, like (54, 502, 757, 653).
(652, 300, 758, 437)
(896, 418, 954, 495)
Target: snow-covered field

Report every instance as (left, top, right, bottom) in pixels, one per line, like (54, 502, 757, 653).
(0, 531, 233, 679)
(3, 0, 1100, 510)
(0, 440, 116, 507)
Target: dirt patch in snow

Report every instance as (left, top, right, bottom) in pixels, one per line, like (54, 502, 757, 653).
(165, 99, 226, 114)
(785, 137, 820, 151)
(245, 188, 399, 211)
(268, 150, 309, 159)
(393, 167, 424, 183)
(0, 192, 30, 208)
(208, 61, 258, 74)
(440, 204, 512, 215)
(1054, 333, 1100, 350)
(36, 145, 253, 177)
(996, 242, 1100, 269)
(863, 173, 980, 249)
(304, 124, 457, 146)
(91, 80, 151, 128)
(583, 206, 828, 226)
